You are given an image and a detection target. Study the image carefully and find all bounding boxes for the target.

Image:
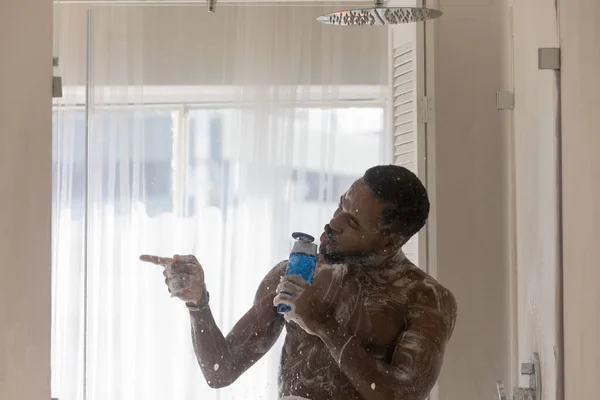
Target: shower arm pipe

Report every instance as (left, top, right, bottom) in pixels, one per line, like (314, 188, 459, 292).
(208, 0, 216, 13)
(206, 0, 388, 14)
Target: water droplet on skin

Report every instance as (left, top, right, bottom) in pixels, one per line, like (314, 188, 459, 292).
(214, 363, 220, 371)
(371, 383, 376, 390)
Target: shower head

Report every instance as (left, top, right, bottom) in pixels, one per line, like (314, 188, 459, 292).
(317, 1, 442, 26)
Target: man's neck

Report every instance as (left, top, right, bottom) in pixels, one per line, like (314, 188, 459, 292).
(336, 248, 403, 270)
(366, 248, 404, 267)
(355, 250, 408, 283)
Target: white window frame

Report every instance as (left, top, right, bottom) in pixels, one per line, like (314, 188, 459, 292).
(54, 85, 388, 108)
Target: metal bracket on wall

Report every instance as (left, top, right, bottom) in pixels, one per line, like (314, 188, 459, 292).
(496, 91, 515, 110)
(538, 48, 561, 70)
(52, 57, 63, 99)
(497, 352, 542, 400)
(417, 96, 434, 123)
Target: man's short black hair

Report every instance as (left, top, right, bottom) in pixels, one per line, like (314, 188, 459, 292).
(363, 165, 430, 242)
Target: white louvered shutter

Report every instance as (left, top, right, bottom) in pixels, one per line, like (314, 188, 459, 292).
(392, 41, 416, 170)
(390, 23, 425, 268)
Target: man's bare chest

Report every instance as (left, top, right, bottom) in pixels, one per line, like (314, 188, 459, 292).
(316, 267, 409, 350)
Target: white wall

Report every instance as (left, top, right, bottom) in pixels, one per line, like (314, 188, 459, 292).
(0, 0, 53, 398)
(560, 0, 600, 398)
(430, 0, 514, 398)
(431, 1, 568, 399)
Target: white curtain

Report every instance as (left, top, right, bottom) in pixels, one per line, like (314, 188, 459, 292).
(52, 3, 389, 400)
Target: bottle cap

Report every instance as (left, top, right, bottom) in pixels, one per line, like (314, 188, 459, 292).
(292, 232, 315, 243)
(291, 232, 317, 256)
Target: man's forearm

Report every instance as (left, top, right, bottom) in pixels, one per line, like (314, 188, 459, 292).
(316, 321, 423, 400)
(189, 306, 237, 388)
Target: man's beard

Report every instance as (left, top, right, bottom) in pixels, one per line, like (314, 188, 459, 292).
(319, 224, 389, 266)
(318, 243, 380, 266)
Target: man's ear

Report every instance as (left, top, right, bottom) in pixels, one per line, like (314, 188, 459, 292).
(380, 231, 403, 253)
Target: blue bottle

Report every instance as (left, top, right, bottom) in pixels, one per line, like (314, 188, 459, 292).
(277, 232, 318, 314)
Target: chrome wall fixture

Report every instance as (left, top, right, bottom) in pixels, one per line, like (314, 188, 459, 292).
(497, 352, 542, 400)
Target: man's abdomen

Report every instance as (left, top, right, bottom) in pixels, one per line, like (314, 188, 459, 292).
(278, 332, 362, 400)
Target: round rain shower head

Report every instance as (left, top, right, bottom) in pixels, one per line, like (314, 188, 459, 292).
(317, 1, 442, 26)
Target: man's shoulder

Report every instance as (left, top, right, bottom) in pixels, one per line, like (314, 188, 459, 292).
(273, 259, 289, 272)
(389, 261, 457, 316)
(268, 260, 288, 280)
(389, 263, 457, 337)
(256, 260, 288, 290)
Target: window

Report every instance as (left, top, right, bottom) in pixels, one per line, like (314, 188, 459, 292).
(51, 86, 388, 400)
(53, 106, 384, 217)
(53, 108, 176, 219)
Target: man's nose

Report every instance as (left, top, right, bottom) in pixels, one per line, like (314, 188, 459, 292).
(328, 215, 344, 234)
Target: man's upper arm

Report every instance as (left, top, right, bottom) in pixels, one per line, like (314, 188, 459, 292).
(390, 282, 457, 398)
(224, 261, 287, 372)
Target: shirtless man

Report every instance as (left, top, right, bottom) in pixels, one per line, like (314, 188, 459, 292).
(140, 165, 457, 400)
